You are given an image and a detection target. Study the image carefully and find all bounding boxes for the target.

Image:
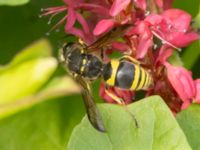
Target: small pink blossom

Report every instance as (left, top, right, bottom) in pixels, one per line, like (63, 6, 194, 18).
(127, 21, 153, 58)
(111, 41, 130, 53)
(93, 19, 115, 36)
(109, 0, 131, 17)
(42, 0, 109, 44)
(194, 79, 200, 103)
(93, 0, 131, 36)
(165, 63, 196, 109)
(145, 9, 199, 48)
(155, 45, 173, 66)
(133, 0, 146, 10)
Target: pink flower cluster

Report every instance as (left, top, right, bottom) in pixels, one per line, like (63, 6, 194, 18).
(43, 0, 199, 113)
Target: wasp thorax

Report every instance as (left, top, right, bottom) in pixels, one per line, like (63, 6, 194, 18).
(63, 43, 103, 80)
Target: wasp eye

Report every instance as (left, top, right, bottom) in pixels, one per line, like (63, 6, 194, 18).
(63, 42, 74, 56)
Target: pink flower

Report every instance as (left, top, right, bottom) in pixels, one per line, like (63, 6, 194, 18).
(165, 63, 196, 109)
(43, 0, 199, 114)
(109, 0, 131, 17)
(127, 21, 153, 58)
(93, 19, 115, 36)
(126, 9, 199, 59)
(100, 83, 134, 104)
(155, 45, 173, 66)
(145, 9, 199, 48)
(93, 0, 132, 36)
(42, 0, 109, 44)
(134, 0, 147, 10)
(194, 79, 200, 103)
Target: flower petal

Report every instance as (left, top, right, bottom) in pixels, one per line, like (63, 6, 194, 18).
(109, 0, 131, 16)
(137, 37, 152, 58)
(181, 100, 191, 110)
(76, 12, 90, 34)
(155, 46, 173, 65)
(64, 26, 85, 41)
(163, 0, 173, 9)
(165, 63, 196, 103)
(194, 79, 200, 103)
(112, 42, 130, 52)
(162, 9, 191, 31)
(93, 19, 115, 35)
(167, 32, 199, 47)
(155, 0, 163, 8)
(65, 8, 76, 30)
(134, 0, 147, 10)
(79, 3, 110, 16)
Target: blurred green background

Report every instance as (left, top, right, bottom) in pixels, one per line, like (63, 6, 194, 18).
(0, 0, 199, 149)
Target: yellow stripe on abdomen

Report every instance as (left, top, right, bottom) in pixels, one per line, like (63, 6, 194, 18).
(143, 71, 152, 90)
(130, 64, 140, 90)
(137, 68, 146, 90)
(106, 60, 119, 86)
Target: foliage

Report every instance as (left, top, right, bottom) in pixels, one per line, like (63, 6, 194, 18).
(0, 0, 29, 6)
(0, 39, 80, 119)
(68, 96, 191, 150)
(0, 0, 199, 149)
(177, 104, 200, 150)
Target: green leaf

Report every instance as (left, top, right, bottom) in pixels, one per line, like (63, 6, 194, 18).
(0, 76, 80, 119)
(0, 0, 29, 6)
(11, 39, 52, 66)
(181, 3, 200, 69)
(181, 41, 200, 69)
(0, 39, 80, 119)
(193, 2, 200, 28)
(0, 39, 52, 71)
(0, 96, 85, 150)
(68, 96, 191, 150)
(0, 58, 57, 104)
(0, 39, 58, 104)
(176, 104, 200, 150)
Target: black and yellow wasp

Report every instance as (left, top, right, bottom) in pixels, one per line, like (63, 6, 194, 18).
(60, 26, 153, 132)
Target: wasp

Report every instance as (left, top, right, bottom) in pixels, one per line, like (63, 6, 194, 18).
(60, 26, 153, 132)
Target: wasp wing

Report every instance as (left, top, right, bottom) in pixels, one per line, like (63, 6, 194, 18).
(73, 75, 105, 132)
(87, 25, 131, 52)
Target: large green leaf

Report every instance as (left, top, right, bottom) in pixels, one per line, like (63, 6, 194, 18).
(0, 39, 57, 104)
(0, 39, 80, 119)
(181, 3, 200, 69)
(0, 76, 80, 119)
(68, 96, 191, 150)
(177, 104, 200, 150)
(0, 95, 85, 150)
(0, 57, 57, 104)
(0, 0, 29, 6)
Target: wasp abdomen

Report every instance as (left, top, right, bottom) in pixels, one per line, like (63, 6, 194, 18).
(102, 60, 152, 91)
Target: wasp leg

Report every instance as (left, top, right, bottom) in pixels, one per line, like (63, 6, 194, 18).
(104, 87, 139, 128)
(78, 38, 85, 45)
(100, 48, 104, 60)
(105, 89, 124, 105)
(120, 55, 141, 65)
